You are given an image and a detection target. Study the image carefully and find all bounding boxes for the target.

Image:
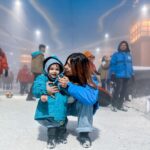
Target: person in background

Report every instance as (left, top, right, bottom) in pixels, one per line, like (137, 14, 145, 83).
(17, 65, 30, 95)
(0, 48, 8, 78)
(83, 50, 100, 84)
(110, 41, 134, 112)
(98, 55, 110, 91)
(83, 50, 99, 75)
(26, 44, 46, 100)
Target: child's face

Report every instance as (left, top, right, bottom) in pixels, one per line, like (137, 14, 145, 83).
(48, 64, 60, 78)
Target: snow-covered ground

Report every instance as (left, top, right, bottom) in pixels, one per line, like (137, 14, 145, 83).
(0, 95, 150, 150)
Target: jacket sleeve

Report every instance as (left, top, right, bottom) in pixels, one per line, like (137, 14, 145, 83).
(110, 53, 117, 75)
(32, 75, 48, 98)
(67, 82, 99, 105)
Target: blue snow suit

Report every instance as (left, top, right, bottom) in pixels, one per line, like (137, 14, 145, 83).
(33, 56, 68, 123)
(110, 51, 134, 78)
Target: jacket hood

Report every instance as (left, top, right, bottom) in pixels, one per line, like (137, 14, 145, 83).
(43, 56, 63, 74)
(31, 51, 43, 58)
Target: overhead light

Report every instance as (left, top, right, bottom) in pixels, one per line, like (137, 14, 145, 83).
(141, 5, 148, 15)
(105, 33, 109, 39)
(35, 29, 41, 37)
(15, 0, 21, 7)
(96, 48, 100, 52)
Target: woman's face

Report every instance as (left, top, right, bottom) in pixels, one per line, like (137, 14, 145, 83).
(64, 59, 73, 76)
(120, 43, 127, 51)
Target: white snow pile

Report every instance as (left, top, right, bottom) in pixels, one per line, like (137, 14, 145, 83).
(125, 96, 150, 114)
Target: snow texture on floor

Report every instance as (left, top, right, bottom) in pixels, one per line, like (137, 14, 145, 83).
(0, 95, 150, 150)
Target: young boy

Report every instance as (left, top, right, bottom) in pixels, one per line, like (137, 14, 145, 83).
(32, 56, 68, 149)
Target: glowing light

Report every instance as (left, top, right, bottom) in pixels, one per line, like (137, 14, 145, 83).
(96, 48, 100, 53)
(20, 55, 31, 64)
(9, 52, 14, 56)
(13, 0, 22, 18)
(46, 45, 49, 50)
(35, 29, 41, 38)
(105, 33, 109, 39)
(130, 20, 150, 43)
(15, 0, 21, 7)
(141, 5, 148, 14)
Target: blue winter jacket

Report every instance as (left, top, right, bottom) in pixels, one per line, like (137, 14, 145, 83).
(33, 75, 99, 121)
(33, 74, 68, 122)
(67, 82, 99, 105)
(110, 51, 134, 78)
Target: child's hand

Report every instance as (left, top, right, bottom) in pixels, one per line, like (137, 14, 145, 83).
(41, 95, 48, 102)
(46, 82, 59, 95)
(58, 76, 69, 88)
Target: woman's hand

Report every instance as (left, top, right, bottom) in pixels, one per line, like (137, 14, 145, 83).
(41, 95, 48, 102)
(58, 76, 69, 88)
(46, 82, 59, 95)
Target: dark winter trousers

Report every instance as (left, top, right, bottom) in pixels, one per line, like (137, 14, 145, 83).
(101, 79, 110, 91)
(27, 73, 41, 99)
(3, 83, 13, 90)
(112, 78, 129, 108)
(47, 125, 67, 142)
(38, 118, 67, 140)
(20, 82, 28, 95)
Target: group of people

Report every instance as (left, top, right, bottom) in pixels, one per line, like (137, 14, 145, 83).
(29, 44, 99, 149)
(0, 48, 34, 94)
(30, 41, 134, 149)
(0, 40, 134, 149)
(97, 41, 134, 111)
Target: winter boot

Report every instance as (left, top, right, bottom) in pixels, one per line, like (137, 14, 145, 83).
(47, 128, 56, 149)
(56, 125, 67, 144)
(117, 106, 128, 112)
(111, 106, 117, 112)
(77, 132, 91, 148)
(126, 98, 131, 102)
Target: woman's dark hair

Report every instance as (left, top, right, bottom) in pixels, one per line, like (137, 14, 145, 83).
(118, 41, 130, 52)
(65, 53, 95, 87)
